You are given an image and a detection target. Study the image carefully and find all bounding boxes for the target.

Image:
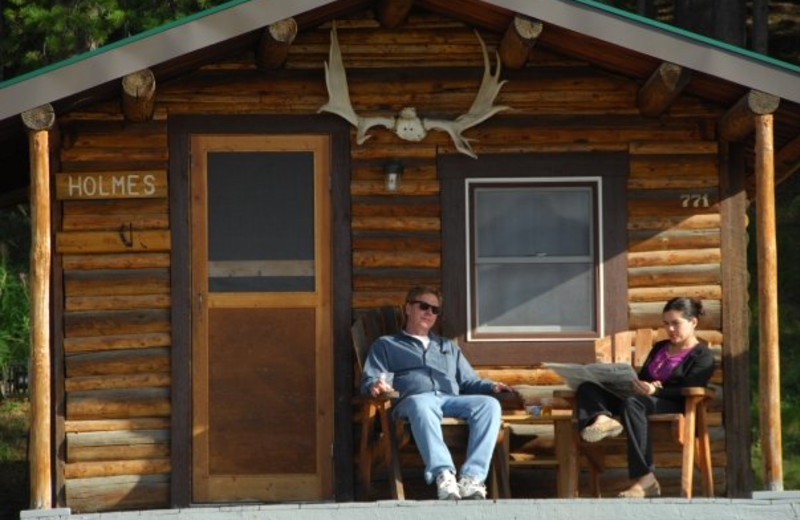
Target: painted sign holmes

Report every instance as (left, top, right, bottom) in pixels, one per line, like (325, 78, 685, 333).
(55, 171, 167, 200)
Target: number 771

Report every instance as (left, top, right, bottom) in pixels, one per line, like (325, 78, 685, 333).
(680, 194, 709, 208)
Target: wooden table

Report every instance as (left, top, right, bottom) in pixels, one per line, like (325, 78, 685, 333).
(501, 410, 579, 498)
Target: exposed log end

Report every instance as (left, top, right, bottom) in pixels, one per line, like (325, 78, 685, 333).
(746, 90, 782, 115)
(499, 15, 543, 69)
(21, 104, 55, 131)
(637, 62, 691, 117)
(121, 69, 156, 123)
(376, 0, 414, 28)
(719, 90, 780, 142)
(256, 18, 298, 69)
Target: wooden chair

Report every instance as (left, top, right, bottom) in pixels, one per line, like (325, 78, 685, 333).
(556, 329, 716, 499)
(351, 306, 510, 500)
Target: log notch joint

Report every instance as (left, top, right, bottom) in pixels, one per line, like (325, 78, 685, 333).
(377, 0, 414, 28)
(719, 90, 780, 142)
(121, 69, 156, 122)
(256, 18, 298, 69)
(636, 62, 692, 117)
(499, 14, 543, 70)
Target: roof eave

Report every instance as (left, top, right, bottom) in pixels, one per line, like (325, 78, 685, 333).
(491, 0, 800, 104)
(0, 0, 337, 121)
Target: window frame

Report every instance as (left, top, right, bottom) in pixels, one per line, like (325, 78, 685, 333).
(439, 153, 628, 366)
(465, 178, 603, 341)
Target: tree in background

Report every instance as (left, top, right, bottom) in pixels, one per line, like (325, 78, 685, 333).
(1, 1, 798, 81)
(600, 0, 799, 65)
(0, 205, 31, 398)
(749, 172, 800, 488)
(0, 0, 228, 81)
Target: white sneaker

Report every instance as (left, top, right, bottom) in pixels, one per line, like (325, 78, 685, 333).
(458, 475, 487, 500)
(436, 469, 460, 500)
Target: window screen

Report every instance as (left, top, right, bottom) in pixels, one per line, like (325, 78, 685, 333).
(206, 152, 315, 292)
(468, 181, 600, 339)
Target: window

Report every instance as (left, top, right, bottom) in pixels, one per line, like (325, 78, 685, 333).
(439, 153, 627, 365)
(467, 179, 601, 340)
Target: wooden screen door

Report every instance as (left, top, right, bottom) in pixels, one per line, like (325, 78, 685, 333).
(190, 134, 332, 502)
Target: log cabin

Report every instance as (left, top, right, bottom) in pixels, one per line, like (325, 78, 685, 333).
(1, 0, 799, 513)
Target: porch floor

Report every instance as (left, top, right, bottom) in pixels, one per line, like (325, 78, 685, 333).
(19, 493, 800, 520)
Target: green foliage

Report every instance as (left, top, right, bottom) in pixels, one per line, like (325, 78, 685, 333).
(0, 0, 228, 80)
(0, 398, 27, 460)
(0, 398, 29, 520)
(751, 399, 800, 490)
(0, 263, 29, 373)
(748, 172, 800, 490)
(0, 205, 30, 268)
(0, 205, 30, 377)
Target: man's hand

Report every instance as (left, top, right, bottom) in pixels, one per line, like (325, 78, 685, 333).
(370, 379, 394, 398)
(492, 382, 513, 394)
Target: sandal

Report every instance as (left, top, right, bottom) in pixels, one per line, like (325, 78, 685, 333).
(618, 479, 661, 498)
(580, 417, 624, 443)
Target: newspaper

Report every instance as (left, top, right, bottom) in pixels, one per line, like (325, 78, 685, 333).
(543, 362, 640, 399)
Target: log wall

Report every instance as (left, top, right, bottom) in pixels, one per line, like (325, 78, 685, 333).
(54, 13, 726, 510)
(57, 121, 171, 511)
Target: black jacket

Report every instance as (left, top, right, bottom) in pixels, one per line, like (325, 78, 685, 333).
(637, 339, 715, 400)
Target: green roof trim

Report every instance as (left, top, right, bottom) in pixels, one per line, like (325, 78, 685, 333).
(570, 0, 800, 74)
(0, 0, 252, 90)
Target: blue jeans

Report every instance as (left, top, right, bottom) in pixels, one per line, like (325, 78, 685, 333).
(392, 392, 502, 483)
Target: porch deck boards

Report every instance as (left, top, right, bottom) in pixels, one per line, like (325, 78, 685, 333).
(20, 494, 800, 520)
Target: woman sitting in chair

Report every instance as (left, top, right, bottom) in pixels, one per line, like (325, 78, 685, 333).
(576, 297, 715, 497)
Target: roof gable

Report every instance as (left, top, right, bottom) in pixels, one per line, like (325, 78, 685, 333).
(1, 0, 800, 123)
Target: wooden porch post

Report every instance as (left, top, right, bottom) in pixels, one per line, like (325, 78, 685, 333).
(22, 104, 55, 509)
(755, 113, 783, 491)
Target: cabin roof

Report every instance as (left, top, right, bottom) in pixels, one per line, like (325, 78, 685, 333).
(1, 0, 799, 117)
(0, 0, 799, 200)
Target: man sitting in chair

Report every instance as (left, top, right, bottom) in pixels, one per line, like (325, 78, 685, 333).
(361, 285, 512, 500)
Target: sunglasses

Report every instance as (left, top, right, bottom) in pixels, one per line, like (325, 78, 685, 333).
(408, 300, 441, 315)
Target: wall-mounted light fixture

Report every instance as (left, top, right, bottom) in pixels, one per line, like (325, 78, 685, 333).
(383, 159, 404, 192)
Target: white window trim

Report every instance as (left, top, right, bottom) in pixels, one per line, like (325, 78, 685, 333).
(464, 176, 605, 342)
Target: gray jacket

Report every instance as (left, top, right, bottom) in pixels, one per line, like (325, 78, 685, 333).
(360, 331, 495, 400)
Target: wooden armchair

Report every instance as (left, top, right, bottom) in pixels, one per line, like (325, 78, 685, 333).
(556, 329, 716, 499)
(351, 306, 510, 500)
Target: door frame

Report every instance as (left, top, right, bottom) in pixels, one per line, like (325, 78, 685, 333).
(168, 115, 352, 506)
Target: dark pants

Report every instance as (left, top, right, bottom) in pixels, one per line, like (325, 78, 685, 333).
(576, 382, 684, 479)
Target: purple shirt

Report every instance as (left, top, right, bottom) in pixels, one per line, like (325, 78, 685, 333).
(646, 346, 693, 382)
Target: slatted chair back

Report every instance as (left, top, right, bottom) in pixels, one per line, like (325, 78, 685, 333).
(580, 328, 715, 499)
(352, 306, 403, 384)
(593, 328, 667, 367)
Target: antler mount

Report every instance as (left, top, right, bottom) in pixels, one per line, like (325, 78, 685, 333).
(317, 24, 510, 158)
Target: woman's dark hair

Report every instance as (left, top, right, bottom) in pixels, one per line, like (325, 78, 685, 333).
(662, 297, 704, 320)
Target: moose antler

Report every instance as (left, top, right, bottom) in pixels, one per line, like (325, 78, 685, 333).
(422, 32, 510, 158)
(318, 23, 510, 158)
(318, 23, 395, 144)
